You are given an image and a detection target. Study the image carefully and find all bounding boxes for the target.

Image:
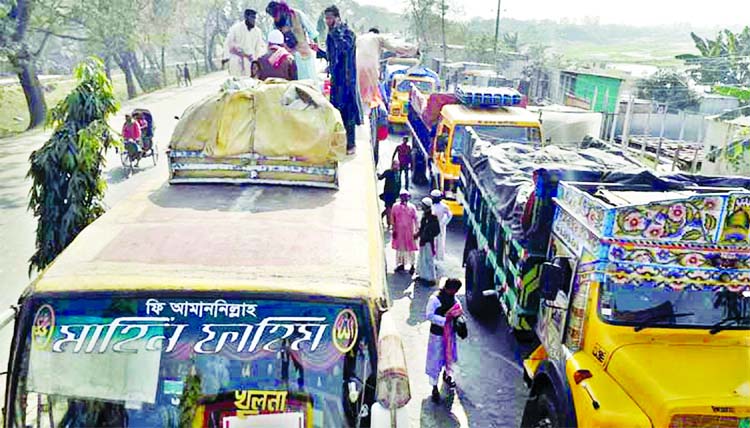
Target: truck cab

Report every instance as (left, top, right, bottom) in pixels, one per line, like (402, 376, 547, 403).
(521, 182, 750, 428)
(408, 86, 543, 217)
(385, 65, 438, 125)
(430, 103, 541, 216)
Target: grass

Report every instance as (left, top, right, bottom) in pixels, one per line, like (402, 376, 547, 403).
(554, 38, 696, 67)
(0, 74, 130, 137)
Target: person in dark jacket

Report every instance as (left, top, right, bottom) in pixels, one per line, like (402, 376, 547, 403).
(323, 5, 362, 155)
(415, 197, 440, 285)
(425, 278, 464, 402)
(378, 159, 401, 228)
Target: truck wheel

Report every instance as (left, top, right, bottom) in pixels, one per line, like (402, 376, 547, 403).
(520, 387, 561, 428)
(465, 249, 494, 318)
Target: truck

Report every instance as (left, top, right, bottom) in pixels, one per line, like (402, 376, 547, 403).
(407, 85, 542, 217)
(383, 60, 438, 125)
(459, 129, 750, 427)
(1, 82, 412, 428)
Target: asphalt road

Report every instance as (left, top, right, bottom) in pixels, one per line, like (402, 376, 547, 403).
(0, 77, 532, 427)
(375, 133, 531, 428)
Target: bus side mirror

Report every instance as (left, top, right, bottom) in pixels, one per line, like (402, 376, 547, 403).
(540, 262, 564, 301)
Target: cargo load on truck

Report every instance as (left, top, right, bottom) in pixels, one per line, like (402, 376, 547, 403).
(460, 126, 750, 329)
(168, 79, 346, 188)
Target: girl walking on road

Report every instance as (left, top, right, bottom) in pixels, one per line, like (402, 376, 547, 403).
(425, 278, 464, 402)
(391, 190, 418, 274)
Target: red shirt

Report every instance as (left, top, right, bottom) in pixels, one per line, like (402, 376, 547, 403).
(122, 122, 141, 140)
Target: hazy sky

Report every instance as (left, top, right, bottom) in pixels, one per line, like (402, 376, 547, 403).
(354, 0, 748, 27)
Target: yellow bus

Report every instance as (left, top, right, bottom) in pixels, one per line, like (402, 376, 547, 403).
(2, 144, 410, 428)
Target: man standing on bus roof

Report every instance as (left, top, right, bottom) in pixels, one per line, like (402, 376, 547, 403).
(323, 5, 362, 155)
(224, 9, 266, 78)
(431, 189, 453, 261)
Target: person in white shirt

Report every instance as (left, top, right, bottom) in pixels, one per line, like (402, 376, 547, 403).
(224, 9, 266, 78)
(431, 189, 453, 261)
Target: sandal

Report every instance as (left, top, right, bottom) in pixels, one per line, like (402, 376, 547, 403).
(443, 374, 457, 389)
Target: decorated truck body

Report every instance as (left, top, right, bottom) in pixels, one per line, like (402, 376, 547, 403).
(407, 86, 542, 216)
(459, 129, 750, 427)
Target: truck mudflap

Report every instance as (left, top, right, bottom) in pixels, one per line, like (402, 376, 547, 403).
(168, 150, 339, 189)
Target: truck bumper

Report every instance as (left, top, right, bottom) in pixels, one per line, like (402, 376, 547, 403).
(387, 114, 408, 124)
(445, 199, 464, 217)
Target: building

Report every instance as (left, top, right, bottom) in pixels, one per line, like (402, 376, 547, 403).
(557, 70, 624, 114)
(699, 93, 740, 115)
(701, 114, 750, 176)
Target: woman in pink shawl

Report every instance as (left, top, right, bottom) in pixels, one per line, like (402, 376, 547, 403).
(425, 278, 463, 403)
(391, 189, 418, 274)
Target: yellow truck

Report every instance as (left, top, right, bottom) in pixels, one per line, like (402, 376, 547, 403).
(1, 84, 411, 428)
(383, 60, 439, 125)
(518, 179, 750, 428)
(408, 85, 542, 216)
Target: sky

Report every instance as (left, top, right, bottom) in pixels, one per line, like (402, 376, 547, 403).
(353, 0, 748, 27)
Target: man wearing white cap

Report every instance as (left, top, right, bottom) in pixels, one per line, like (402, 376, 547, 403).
(391, 189, 418, 274)
(224, 9, 266, 78)
(415, 197, 440, 285)
(430, 189, 453, 261)
(255, 29, 298, 80)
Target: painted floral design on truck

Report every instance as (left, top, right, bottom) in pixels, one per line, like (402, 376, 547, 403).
(614, 197, 723, 242)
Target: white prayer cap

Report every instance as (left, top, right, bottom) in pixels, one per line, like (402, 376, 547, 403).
(268, 30, 285, 45)
(430, 189, 442, 198)
(421, 197, 433, 208)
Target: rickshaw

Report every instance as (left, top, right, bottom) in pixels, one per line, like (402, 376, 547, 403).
(120, 108, 158, 175)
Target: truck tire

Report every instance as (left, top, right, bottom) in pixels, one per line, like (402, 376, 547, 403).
(465, 249, 494, 318)
(520, 387, 561, 428)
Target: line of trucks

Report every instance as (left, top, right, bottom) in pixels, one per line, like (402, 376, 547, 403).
(405, 82, 750, 428)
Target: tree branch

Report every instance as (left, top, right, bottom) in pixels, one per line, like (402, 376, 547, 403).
(31, 27, 90, 42)
(33, 31, 52, 57)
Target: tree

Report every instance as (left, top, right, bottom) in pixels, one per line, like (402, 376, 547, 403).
(27, 57, 119, 273)
(1, 0, 48, 129)
(678, 27, 750, 86)
(636, 70, 700, 111)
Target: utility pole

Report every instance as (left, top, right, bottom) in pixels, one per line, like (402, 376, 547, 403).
(621, 95, 635, 148)
(441, 0, 448, 63)
(493, 0, 502, 61)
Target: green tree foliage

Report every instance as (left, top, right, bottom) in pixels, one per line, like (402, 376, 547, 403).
(27, 57, 119, 273)
(637, 70, 700, 111)
(678, 27, 750, 86)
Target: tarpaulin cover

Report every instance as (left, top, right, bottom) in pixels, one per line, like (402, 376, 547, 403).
(169, 79, 346, 163)
(467, 141, 642, 243)
(466, 138, 750, 250)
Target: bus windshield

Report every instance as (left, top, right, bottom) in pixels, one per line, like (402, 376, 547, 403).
(396, 79, 434, 94)
(10, 294, 374, 428)
(599, 281, 750, 330)
(452, 124, 542, 158)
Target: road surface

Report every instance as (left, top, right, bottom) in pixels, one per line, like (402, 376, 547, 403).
(376, 134, 530, 428)
(0, 78, 532, 427)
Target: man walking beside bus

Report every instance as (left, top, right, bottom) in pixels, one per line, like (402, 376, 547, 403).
(391, 190, 418, 274)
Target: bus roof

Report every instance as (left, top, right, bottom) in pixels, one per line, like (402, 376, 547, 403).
(441, 104, 539, 126)
(30, 147, 386, 302)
